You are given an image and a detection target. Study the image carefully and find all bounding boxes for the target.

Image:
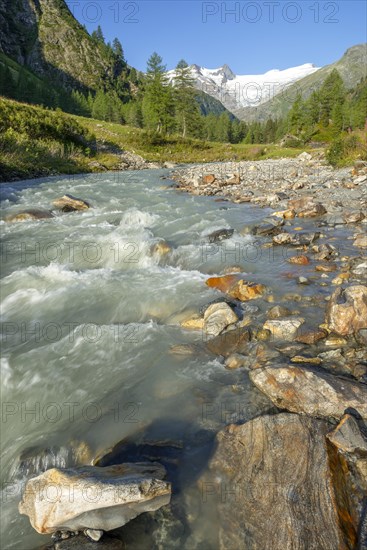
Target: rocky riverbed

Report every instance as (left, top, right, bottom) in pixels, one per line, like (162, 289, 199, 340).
(172, 152, 367, 222)
(2, 161, 367, 549)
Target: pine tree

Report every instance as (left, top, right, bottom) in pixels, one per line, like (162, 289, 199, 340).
(319, 69, 345, 127)
(112, 38, 125, 62)
(173, 59, 202, 138)
(92, 25, 105, 44)
(142, 52, 174, 134)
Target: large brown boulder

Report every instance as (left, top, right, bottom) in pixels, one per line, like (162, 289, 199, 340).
(5, 209, 54, 222)
(202, 414, 348, 549)
(326, 285, 367, 335)
(52, 194, 91, 212)
(250, 365, 367, 421)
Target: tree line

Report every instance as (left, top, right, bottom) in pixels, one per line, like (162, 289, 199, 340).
(0, 25, 366, 149)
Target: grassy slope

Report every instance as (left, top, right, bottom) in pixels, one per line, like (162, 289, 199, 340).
(0, 97, 310, 182)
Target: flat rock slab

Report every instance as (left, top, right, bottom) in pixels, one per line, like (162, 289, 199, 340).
(250, 365, 367, 421)
(205, 413, 345, 549)
(19, 463, 171, 534)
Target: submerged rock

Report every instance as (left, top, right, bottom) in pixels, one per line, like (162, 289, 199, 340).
(204, 413, 348, 549)
(151, 240, 171, 257)
(52, 194, 90, 212)
(5, 209, 54, 222)
(40, 533, 124, 549)
(326, 285, 367, 336)
(207, 228, 234, 243)
(19, 463, 171, 534)
(250, 365, 367, 421)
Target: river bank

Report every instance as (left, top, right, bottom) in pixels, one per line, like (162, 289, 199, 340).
(1, 164, 367, 549)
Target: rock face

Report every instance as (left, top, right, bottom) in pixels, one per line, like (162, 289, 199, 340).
(5, 209, 54, 222)
(52, 195, 90, 212)
(19, 463, 171, 534)
(204, 413, 346, 549)
(326, 285, 367, 335)
(203, 302, 238, 337)
(250, 366, 367, 421)
(326, 414, 367, 549)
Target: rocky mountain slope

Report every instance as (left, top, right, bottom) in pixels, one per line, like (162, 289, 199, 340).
(0, 0, 122, 91)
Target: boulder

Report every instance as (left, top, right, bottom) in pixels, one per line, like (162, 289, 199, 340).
(288, 196, 326, 217)
(206, 275, 266, 302)
(151, 240, 171, 257)
(266, 305, 292, 319)
(250, 365, 367, 421)
(262, 317, 304, 340)
(295, 328, 328, 345)
(19, 463, 171, 534)
(206, 327, 251, 357)
(203, 413, 347, 549)
(228, 280, 267, 301)
(52, 194, 90, 212)
(343, 211, 365, 224)
(5, 209, 54, 222)
(272, 232, 292, 245)
(207, 229, 234, 243)
(353, 235, 367, 248)
(326, 285, 367, 336)
(327, 413, 367, 454)
(203, 302, 238, 338)
(180, 315, 204, 330)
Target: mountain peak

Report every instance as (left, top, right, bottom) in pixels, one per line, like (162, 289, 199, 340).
(220, 64, 235, 80)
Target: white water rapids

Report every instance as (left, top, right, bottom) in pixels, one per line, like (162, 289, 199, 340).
(0, 169, 345, 549)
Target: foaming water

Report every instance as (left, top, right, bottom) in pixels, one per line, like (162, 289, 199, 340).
(0, 169, 334, 549)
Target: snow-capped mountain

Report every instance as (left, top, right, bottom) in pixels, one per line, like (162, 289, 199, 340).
(167, 62, 319, 116)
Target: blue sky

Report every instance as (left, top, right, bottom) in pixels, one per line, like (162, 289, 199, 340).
(66, 1, 367, 73)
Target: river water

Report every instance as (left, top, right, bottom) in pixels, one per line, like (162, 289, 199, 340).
(0, 169, 354, 549)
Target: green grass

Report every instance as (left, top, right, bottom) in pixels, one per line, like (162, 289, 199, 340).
(0, 96, 312, 182)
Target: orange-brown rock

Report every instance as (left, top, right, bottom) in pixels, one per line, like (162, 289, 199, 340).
(326, 285, 367, 336)
(315, 264, 337, 272)
(287, 254, 310, 265)
(202, 174, 216, 184)
(207, 274, 267, 301)
(296, 328, 328, 344)
(229, 280, 267, 301)
(206, 274, 240, 293)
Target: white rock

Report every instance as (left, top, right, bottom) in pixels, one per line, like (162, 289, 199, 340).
(263, 318, 304, 340)
(203, 302, 238, 337)
(19, 463, 171, 534)
(298, 152, 312, 162)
